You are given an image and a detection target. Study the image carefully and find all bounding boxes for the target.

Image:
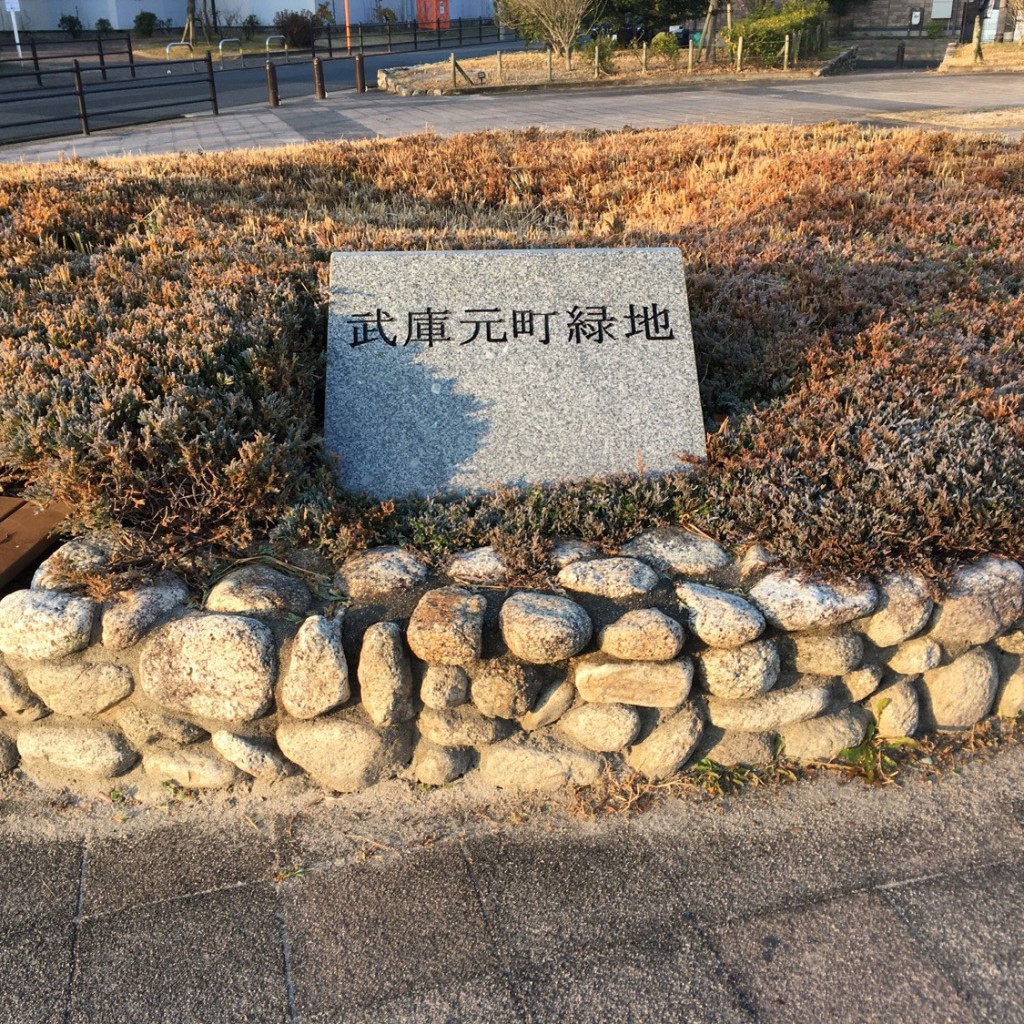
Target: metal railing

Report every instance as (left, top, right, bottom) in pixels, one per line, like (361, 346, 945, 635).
(0, 52, 217, 142)
(218, 37, 243, 68)
(0, 33, 135, 88)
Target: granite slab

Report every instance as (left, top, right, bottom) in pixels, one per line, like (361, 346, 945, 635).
(326, 247, 706, 498)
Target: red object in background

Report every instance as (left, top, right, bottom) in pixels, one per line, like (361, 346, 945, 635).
(416, 0, 450, 29)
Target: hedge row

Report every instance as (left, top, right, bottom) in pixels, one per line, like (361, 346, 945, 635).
(0, 124, 1022, 581)
(724, 0, 827, 64)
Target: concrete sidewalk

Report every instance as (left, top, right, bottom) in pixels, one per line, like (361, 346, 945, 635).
(3, 742, 1023, 1023)
(2, 69, 1023, 164)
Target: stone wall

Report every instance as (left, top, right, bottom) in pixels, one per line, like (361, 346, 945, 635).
(814, 46, 858, 76)
(0, 531, 1021, 795)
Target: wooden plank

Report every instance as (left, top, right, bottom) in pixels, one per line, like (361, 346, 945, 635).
(0, 501, 72, 588)
(0, 497, 25, 525)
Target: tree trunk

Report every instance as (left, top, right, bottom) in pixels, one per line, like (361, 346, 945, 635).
(972, 12, 983, 62)
(182, 0, 196, 45)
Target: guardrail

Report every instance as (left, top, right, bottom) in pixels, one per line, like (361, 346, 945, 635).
(265, 34, 290, 62)
(0, 52, 217, 142)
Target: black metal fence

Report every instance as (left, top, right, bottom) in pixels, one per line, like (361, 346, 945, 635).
(0, 53, 217, 142)
(0, 34, 136, 87)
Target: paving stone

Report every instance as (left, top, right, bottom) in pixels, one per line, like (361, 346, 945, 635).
(281, 844, 518, 1018)
(879, 862, 1024, 1024)
(500, 592, 592, 664)
(598, 608, 684, 662)
(406, 587, 487, 666)
(70, 884, 286, 1024)
(620, 527, 731, 577)
(0, 837, 81, 1024)
(556, 557, 659, 599)
(708, 891, 979, 1024)
(464, 829, 753, 1023)
(204, 563, 311, 616)
(82, 824, 276, 915)
(677, 582, 765, 648)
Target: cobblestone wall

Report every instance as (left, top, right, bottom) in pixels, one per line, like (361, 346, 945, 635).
(0, 531, 1021, 794)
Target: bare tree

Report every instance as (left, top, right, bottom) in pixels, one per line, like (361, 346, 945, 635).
(496, 0, 602, 69)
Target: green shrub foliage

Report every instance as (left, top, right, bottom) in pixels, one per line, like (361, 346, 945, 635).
(133, 11, 159, 36)
(724, 0, 826, 64)
(58, 13, 84, 37)
(1, 125, 1022, 578)
(649, 30, 680, 62)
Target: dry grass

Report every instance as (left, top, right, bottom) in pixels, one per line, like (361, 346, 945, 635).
(939, 40, 1024, 70)
(876, 106, 1024, 130)
(0, 123, 1022, 579)
(389, 45, 817, 91)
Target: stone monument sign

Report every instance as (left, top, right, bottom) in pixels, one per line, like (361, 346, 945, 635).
(326, 248, 705, 498)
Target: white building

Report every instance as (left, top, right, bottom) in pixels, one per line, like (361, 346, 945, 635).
(5, 0, 494, 33)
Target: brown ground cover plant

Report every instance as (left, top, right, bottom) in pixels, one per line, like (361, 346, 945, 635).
(0, 123, 1021, 581)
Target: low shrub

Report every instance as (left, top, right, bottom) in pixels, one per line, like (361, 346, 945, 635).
(724, 0, 826, 65)
(1, 125, 1021, 579)
(242, 13, 262, 38)
(95, 17, 112, 36)
(133, 10, 159, 37)
(649, 30, 680, 63)
(272, 8, 322, 47)
(58, 13, 83, 37)
(579, 34, 616, 73)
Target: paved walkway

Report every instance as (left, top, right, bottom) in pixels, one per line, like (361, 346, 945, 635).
(3, 743, 1024, 1023)
(2, 69, 1023, 163)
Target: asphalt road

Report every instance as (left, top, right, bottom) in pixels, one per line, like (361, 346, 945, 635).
(0, 37, 522, 145)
